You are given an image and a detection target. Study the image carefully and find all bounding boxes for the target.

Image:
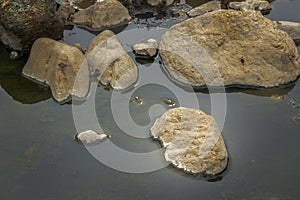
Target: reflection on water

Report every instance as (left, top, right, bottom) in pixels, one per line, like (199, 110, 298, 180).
(0, 0, 300, 199)
(0, 45, 51, 104)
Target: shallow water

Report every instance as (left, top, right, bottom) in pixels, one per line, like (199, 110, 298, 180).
(1, 0, 300, 199)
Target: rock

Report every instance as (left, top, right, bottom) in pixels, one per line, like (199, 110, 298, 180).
(57, 1, 76, 25)
(276, 21, 300, 46)
(132, 39, 158, 59)
(0, 0, 64, 52)
(73, 43, 83, 52)
(22, 38, 89, 103)
(150, 107, 228, 176)
(147, 0, 174, 7)
(229, 0, 271, 14)
(187, 1, 221, 17)
(159, 10, 300, 88)
(75, 130, 108, 145)
(68, 0, 99, 10)
(72, 0, 132, 31)
(294, 116, 300, 121)
(86, 30, 138, 90)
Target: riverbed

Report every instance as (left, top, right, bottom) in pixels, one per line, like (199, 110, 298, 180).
(0, 0, 300, 199)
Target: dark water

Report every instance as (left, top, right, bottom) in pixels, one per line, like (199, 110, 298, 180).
(1, 0, 300, 199)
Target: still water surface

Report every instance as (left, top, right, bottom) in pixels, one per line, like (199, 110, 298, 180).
(0, 0, 300, 199)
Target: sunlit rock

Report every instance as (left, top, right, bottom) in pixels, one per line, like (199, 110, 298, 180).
(86, 30, 138, 90)
(159, 10, 300, 88)
(150, 107, 228, 176)
(132, 39, 158, 59)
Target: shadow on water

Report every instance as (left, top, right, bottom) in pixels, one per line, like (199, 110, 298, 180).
(0, 44, 51, 104)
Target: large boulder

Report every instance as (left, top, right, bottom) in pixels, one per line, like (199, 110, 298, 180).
(159, 10, 300, 88)
(72, 0, 132, 31)
(150, 107, 228, 176)
(22, 38, 89, 103)
(0, 0, 64, 52)
(86, 30, 138, 90)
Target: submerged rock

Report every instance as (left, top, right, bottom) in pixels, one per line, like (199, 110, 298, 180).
(187, 1, 221, 17)
(86, 30, 138, 90)
(0, 0, 64, 52)
(72, 0, 131, 31)
(229, 0, 271, 14)
(132, 39, 158, 59)
(276, 21, 300, 46)
(159, 10, 300, 88)
(75, 130, 108, 145)
(150, 107, 228, 176)
(22, 38, 89, 103)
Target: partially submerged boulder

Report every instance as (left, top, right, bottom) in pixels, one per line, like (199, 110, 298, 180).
(132, 39, 158, 59)
(22, 38, 89, 103)
(159, 10, 300, 88)
(187, 1, 221, 17)
(86, 30, 138, 90)
(0, 0, 64, 52)
(150, 107, 228, 176)
(276, 21, 300, 46)
(72, 0, 132, 31)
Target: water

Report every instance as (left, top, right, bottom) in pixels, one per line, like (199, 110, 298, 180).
(1, 0, 300, 199)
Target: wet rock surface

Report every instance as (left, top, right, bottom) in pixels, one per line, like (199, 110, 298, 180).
(86, 30, 138, 90)
(22, 38, 89, 103)
(132, 39, 158, 59)
(0, 0, 64, 52)
(150, 107, 228, 176)
(72, 0, 132, 31)
(160, 10, 300, 88)
(187, 1, 221, 17)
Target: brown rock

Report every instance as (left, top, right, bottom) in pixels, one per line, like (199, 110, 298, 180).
(72, 0, 132, 31)
(0, 0, 64, 52)
(22, 38, 89, 103)
(159, 10, 300, 88)
(86, 30, 138, 90)
(187, 1, 221, 17)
